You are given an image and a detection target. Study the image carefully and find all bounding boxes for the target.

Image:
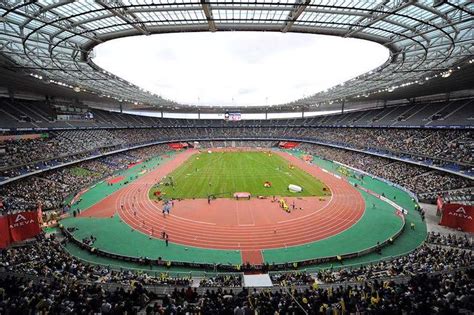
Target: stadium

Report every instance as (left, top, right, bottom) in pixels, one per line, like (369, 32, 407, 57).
(0, 1, 473, 314)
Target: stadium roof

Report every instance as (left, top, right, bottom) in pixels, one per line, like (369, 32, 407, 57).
(0, 0, 472, 113)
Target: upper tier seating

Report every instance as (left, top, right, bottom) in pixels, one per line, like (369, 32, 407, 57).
(0, 97, 472, 130)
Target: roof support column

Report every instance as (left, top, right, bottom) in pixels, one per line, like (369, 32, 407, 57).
(201, 0, 217, 32)
(96, 0, 150, 35)
(282, 0, 310, 33)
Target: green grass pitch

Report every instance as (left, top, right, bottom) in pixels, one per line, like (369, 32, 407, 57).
(149, 151, 330, 199)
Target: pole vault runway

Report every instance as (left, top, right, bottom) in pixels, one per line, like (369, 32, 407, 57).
(80, 149, 365, 264)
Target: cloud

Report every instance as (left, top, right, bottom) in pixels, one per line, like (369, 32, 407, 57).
(237, 87, 257, 95)
(93, 32, 389, 107)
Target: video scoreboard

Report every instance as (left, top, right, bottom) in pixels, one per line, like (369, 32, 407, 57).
(224, 112, 241, 121)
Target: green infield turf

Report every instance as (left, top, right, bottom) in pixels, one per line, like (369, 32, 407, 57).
(149, 151, 330, 199)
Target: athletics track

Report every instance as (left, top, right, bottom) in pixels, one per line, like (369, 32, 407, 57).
(79, 149, 365, 265)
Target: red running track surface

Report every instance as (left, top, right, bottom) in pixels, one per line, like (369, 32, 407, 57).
(80, 149, 365, 259)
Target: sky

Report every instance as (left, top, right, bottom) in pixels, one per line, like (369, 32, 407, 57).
(93, 32, 389, 107)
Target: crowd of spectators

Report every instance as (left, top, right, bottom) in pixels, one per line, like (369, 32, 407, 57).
(0, 226, 473, 313)
(0, 129, 175, 179)
(209, 270, 473, 314)
(270, 272, 315, 286)
(180, 126, 471, 167)
(419, 187, 473, 204)
(2, 264, 473, 314)
(0, 144, 170, 213)
(0, 130, 125, 174)
(298, 143, 472, 196)
(1, 125, 470, 179)
(0, 276, 156, 314)
(314, 244, 472, 284)
(74, 159, 119, 177)
(427, 232, 474, 250)
(199, 275, 242, 287)
(0, 176, 67, 211)
(199, 140, 274, 149)
(0, 233, 190, 288)
(2, 232, 472, 289)
(403, 171, 472, 194)
(297, 127, 472, 166)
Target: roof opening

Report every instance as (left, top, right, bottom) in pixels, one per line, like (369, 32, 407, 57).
(93, 32, 389, 107)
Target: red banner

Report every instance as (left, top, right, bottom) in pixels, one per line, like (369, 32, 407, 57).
(168, 142, 188, 149)
(440, 204, 474, 233)
(8, 211, 41, 242)
(279, 141, 299, 149)
(0, 216, 11, 249)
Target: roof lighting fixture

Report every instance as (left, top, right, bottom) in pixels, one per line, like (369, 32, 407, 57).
(441, 69, 452, 78)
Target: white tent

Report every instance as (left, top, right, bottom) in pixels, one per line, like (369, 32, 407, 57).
(288, 184, 302, 193)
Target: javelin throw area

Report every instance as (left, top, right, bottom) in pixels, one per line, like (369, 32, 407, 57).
(61, 148, 413, 267)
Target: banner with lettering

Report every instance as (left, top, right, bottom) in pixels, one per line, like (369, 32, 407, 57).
(8, 211, 41, 242)
(440, 204, 474, 233)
